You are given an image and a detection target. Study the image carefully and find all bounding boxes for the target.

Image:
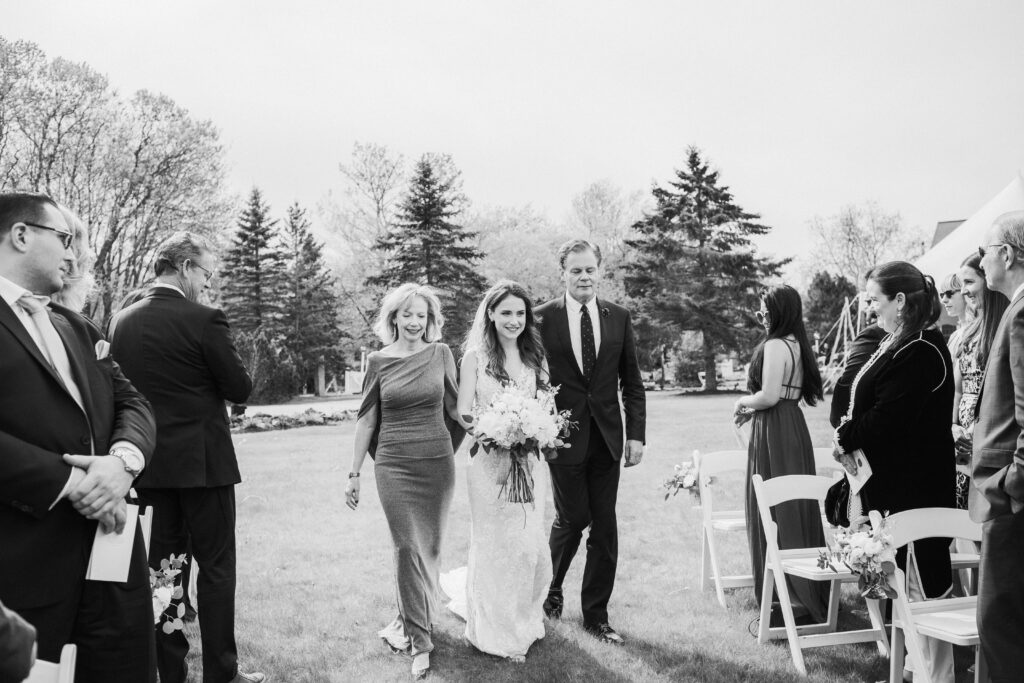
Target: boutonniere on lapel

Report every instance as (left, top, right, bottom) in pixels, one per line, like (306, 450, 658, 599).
(600, 307, 610, 319)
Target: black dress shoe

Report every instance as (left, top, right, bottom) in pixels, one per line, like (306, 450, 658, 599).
(543, 589, 563, 619)
(584, 622, 625, 645)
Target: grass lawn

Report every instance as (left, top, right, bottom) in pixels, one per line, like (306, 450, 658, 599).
(180, 392, 975, 682)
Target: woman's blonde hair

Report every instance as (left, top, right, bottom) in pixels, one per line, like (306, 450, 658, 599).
(52, 203, 96, 312)
(373, 283, 445, 344)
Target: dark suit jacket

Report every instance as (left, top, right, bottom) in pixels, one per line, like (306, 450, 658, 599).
(0, 300, 156, 609)
(0, 600, 35, 682)
(836, 328, 955, 596)
(829, 324, 887, 427)
(535, 296, 646, 465)
(970, 289, 1024, 522)
(110, 287, 252, 489)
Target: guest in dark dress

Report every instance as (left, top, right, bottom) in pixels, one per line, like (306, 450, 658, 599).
(734, 284, 828, 624)
(829, 320, 886, 428)
(833, 261, 955, 683)
(344, 283, 463, 681)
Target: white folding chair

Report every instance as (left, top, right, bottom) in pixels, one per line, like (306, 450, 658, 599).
(24, 643, 76, 683)
(694, 449, 755, 608)
(885, 508, 986, 683)
(752, 473, 889, 675)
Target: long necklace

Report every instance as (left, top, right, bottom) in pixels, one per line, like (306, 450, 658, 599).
(836, 332, 895, 435)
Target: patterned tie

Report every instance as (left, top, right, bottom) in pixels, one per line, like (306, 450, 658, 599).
(580, 304, 597, 381)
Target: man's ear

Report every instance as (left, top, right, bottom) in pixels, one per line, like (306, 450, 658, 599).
(6, 223, 31, 253)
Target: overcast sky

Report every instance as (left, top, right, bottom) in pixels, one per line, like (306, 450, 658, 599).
(5, 1, 1024, 266)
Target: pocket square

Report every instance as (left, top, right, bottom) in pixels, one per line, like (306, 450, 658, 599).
(95, 340, 110, 360)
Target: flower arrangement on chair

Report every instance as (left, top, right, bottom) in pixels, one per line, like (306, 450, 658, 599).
(817, 510, 897, 599)
(151, 554, 189, 633)
(662, 462, 707, 501)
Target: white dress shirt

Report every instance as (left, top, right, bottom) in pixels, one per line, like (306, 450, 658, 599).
(1013, 281, 1024, 303)
(0, 274, 143, 504)
(564, 293, 602, 375)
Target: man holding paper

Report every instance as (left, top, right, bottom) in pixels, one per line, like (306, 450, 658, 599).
(110, 232, 258, 683)
(0, 192, 156, 682)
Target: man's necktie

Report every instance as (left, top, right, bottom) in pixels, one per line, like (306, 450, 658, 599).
(17, 294, 86, 411)
(580, 305, 597, 381)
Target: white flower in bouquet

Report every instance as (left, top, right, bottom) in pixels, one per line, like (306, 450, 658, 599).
(662, 462, 704, 501)
(818, 509, 897, 599)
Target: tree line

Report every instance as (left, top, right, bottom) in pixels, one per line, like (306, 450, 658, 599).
(1, 36, 926, 401)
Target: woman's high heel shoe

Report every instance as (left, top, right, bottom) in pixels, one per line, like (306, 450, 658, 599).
(411, 653, 430, 679)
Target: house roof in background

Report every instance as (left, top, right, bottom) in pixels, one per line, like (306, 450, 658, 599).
(931, 220, 965, 247)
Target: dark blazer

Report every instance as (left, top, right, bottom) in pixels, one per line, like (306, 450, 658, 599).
(836, 328, 955, 597)
(110, 287, 252, 489)
(829, 324, 887, 427)
(535, 296, 646, 465)
(970, 289, 1024, 522)
(0, 300, 156, 608)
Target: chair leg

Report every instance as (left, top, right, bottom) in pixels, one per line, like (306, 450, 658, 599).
(704, 527, 728, 608)
(825, 579, 841, 631)
(889, 626, 905, 683)
(757, 566, 774, 644)
(700, 528, 712, 592)
(974, 645, 987, 683)
(771, 563, 807, 675)
(865, 598, 890, 657)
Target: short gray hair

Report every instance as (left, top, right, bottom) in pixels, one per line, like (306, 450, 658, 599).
(154, 231, 214, 276)
(556, 238, 602, 270)
(373, 283, 445, 344)
(995, 210, 1024, 260)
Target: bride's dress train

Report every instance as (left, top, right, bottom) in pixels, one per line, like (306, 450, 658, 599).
(440, 365, 551, 658)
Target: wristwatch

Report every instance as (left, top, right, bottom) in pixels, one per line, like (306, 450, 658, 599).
(110, 447, 144, 477)
(348, 472, 360, 479)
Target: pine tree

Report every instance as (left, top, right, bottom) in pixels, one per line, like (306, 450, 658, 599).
(221, 188, 289, 337)
(622, 147, 786, 392)
(805, 271, 857, 345)
(280, 203, 345, 390)
(368, 155, 486, 346)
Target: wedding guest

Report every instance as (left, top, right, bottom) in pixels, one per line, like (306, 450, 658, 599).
(969, 210, 1024, 682)
(109, 232, 261, 683)
(938, 271, 970, 361)
(828, 309, 886, 428)
(535, 239, 646, 645)
(345, 283, 464, 680)
(734, 285, 827, 624)
(0, 599, 36, 682)
(833, 261, 954, 683)
(953, 255, 1008, 509)
(51, 202, 96, 312)
(440, 281, 552, 662)
(0, 192, 157, 683)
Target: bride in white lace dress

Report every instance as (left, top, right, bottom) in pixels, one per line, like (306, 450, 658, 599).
(440, 281, 552, 660)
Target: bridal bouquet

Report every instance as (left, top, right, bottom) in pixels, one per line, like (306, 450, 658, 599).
(817, 510, 897, 599)
(466, 385, 574, 504)
(151, 554, 188, 633)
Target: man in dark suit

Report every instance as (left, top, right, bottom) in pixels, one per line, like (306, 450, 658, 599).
(109, 232, 259, 683)
(535, 239, 646, 644)
(829, 320, 886, 427)
(0, 192, 156, 682)
(970, 210, 1024, 682)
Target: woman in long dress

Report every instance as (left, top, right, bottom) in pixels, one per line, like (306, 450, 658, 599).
(345, 283, 463, 680)
(734, 284, 828, 624)
(440, 281, 552, 661)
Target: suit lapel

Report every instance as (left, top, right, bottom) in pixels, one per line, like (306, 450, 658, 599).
(594, 298, 612, 372)
(49, 310, 97, 421)
(0, 300, 71, 391)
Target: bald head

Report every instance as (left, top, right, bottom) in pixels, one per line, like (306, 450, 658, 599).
(995, 210, 1024, 254)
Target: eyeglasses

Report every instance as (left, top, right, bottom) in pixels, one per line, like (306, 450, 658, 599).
(938, 289, 959, 299)
(755, 311, 769, 324)
(23, 221, 73, 250)
(979, 243, 1008, 259)
(189, 261, 215, 283)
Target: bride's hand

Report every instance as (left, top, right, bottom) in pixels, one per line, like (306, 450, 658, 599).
(345, 477, 360, 510)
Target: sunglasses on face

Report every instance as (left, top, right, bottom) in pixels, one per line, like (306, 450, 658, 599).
(938, 290, 958, 299)
(979, 243, 1007, 259)
(755, 311, 769, 324)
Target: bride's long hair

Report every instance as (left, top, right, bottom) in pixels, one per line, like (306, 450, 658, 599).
(463, 280, 547, 386)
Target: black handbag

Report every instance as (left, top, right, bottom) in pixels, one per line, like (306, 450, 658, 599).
(825, 477, 851, 527)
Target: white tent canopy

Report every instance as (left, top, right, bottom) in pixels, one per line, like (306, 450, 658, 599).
(915, 173, 1024, 278)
